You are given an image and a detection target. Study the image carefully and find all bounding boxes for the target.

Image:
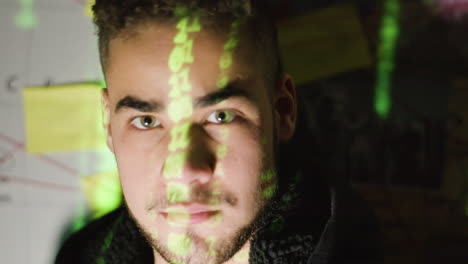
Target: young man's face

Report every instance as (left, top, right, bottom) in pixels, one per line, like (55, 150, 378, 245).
(103, 20, 295, 264)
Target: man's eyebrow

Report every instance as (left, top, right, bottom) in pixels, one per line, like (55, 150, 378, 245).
(115, 96, 163, 113)
(194, 83, 252, 108)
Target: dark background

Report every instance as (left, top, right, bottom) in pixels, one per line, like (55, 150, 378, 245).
(269, 0, 468, 263)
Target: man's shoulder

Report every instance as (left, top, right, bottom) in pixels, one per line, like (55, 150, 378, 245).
(55, 208, 124, 264)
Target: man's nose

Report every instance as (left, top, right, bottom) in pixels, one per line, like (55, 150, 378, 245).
(162, 123, 216, 185)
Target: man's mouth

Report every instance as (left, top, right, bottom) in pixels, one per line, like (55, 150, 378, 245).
(160, 203, 220, 225)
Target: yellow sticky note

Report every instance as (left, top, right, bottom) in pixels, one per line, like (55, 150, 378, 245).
(277, 3, 372, 84)
(22, 83, 106, 153)
(80, 170, 122, 219)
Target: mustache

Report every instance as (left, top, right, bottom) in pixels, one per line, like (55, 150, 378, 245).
(146, 185, 238, 211)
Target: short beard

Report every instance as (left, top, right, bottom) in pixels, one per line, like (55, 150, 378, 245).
(126, 190, 277, 264)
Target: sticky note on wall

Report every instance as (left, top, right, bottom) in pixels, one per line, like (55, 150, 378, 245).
(277, 3, 372, 84)
(22, 83, 106, 153)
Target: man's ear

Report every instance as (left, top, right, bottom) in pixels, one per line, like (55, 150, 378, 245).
(102, 88, 114, 153)
(274, 74, 297, 143)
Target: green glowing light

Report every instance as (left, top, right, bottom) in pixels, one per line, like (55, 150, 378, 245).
(374, 0, 400, 119)
(169, 68, 191, 98)
(168, 16, 201, 72)
(167, 182, 190, 203)
(219, 53, 233, 70)
(70, 205, 87, 233)
(169, 41, 195, 72)
(99, 79, 107, 88)
(96, 230, 113, 264)
(80, 171, 122, 219)
(15, 0, 37, 29)
(216, 144, 228, 159)
(216, 21, 240, 89)
(262, 184, 276, 199)
(224, 38, 239, 50)
(217, 76, 229, 89)
(84, 0, 95, 17)
(261, 168, 276, 182)
(168, 122, 191, 152)
(163, 151, 187, 178)
(168, 233, 192, 257)
(160, 19, 245, 263)
(168, 95, 193, 123)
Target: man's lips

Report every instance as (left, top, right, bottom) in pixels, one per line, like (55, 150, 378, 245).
(160, 203, 220, 225)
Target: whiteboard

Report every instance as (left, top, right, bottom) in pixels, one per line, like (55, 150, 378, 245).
(0, 1, 115, 264)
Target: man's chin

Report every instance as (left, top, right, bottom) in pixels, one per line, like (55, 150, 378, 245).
(146, 220, 254, 264)
(128, 211, 263, 264)
(125, 196, 275, 264)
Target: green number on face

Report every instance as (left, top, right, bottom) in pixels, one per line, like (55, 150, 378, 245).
(168, 40, 194, 73)
(219, 53, 233, 70)
(169, 122, 191, 152)
(169, 67, 191, 98)
(167, 182, 190, 203)
(168, 233, 192, 257)
(168, 95, 193, 123)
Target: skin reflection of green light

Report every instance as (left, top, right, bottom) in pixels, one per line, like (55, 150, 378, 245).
(374, 0, 400, 119)
(168, 233, 192, 257)
(160, 12, 201, 259)
(167, 182, 190, 203)
(161, 15, 243, 261)
(15, 0, 37, 29)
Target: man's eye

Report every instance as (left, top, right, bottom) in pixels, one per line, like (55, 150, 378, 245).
(207, 110, 236, 124)
(131, 116, 161, 130)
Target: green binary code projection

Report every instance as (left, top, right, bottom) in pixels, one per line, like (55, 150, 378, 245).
(375, 0, 400, 119)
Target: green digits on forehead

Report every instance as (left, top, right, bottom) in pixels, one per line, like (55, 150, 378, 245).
(169, 68, 191, 98)
(216, 20, 241, 89)
(168, 16, 201, 72)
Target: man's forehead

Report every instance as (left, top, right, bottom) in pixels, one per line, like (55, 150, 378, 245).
(108, 21, 254, 68)
(105, 21, 265, 99)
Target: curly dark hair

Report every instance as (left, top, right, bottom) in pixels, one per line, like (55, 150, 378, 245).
(92, 0, 283, 86)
